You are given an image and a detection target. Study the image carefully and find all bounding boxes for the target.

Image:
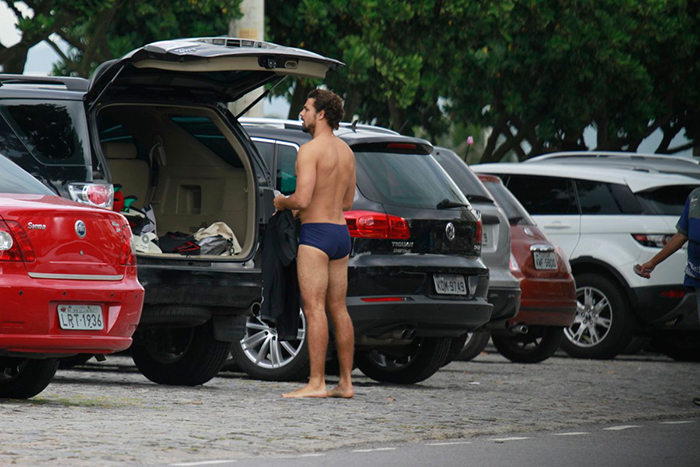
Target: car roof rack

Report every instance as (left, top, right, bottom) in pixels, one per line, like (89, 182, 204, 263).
(527, 151, 699, 165)
(239, 117, 400, 135)
(0, 74, 89, 92)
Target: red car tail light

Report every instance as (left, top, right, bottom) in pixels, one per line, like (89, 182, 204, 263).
(119, 225, 135, 266)
(475, 218, 483, 244)
(68, 183, 114, 210)
(0, 220, 36, 262)
(344, 211, 411, 240)
(660, 290, 686, 299)
(632, 234, 673, 248)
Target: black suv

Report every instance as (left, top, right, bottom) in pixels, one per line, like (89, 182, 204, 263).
(0, 37, 343, 386)
(231, 118, 492, 384)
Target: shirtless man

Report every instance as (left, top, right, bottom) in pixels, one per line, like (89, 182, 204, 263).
(273, 89, 356, 399)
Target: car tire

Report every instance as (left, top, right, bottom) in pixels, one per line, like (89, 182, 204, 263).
(0, 358, 59, 399)
(230, 311, 310, 382)
(356, 337, 451, 384)
(442, 332, 470, 366)
(562, 273, 636, 359)
(131, 320, 230, 386)
(492, 326, 565, 364)
(650, 331, 700, 362)
(456, 331, 491, 361)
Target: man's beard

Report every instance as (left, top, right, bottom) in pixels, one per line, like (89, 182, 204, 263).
(301, 120, 314, 134)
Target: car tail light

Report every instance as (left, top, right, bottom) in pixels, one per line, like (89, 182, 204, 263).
(68, 183, 114, 210)
(361, 297, 406, 302)
(0, 220, 36, 262)
(660, 290, 686, 299)
(344, 211, 410, 240)
(475, 218, 483, 244)
(632, 234, 673, 248)
(119, 224, 136, 266)
(509, 253, 521, 273)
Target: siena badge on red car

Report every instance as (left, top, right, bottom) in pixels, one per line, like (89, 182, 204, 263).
(0, 155, 143, 399)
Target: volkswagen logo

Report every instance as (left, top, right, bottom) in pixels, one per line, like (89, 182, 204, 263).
(445, 222, 456, 241)
(75, 220, 87, 238)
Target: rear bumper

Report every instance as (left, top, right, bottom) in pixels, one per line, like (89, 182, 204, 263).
(631, 286, 699, 330)
(347, 296, 493, 337)
(0, 269, 143, 356)
(486, 286, 522, 322)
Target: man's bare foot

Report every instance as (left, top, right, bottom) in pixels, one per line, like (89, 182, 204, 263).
(281, 384, 328, 399)
(327, 385, 354, 399)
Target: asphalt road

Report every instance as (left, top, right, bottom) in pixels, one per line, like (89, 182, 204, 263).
(1, 348, 699, 466)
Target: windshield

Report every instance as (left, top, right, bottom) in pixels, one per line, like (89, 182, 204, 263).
(636, 185, 700, 216)
(432, 148, 494, 202)
(0, 154, 54, 195)
(355, 150, 469, 209)
(482, 179, 536, 225)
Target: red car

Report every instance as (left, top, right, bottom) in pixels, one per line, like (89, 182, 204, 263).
(478, 174, 577, 363)
(0, 156, 143, 399)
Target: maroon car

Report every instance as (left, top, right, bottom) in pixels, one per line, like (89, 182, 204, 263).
(478, 174, 577, 363)
(0, 156, 143, 399)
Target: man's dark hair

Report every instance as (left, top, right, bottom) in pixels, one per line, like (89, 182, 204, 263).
(307, 89, 344, 130)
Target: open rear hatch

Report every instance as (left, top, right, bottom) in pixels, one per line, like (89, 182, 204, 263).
(85, 37, 343, 105)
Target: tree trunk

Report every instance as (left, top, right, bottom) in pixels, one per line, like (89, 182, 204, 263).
(387, 96, 407, 133)
(287, 80, 314, 120)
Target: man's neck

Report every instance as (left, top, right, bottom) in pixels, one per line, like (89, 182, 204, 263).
(312, 124, 334, 139)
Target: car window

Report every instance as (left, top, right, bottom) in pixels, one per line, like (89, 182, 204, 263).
(432, 148, 493, 203)
(0, 154, 54, 195)
(504, 174, 578, 215)
(252, 140, 274, 172)
(636, 185, 700, 216)
(170, 116, 243, 168)
(355, 150, 468, 209)
(0, 100, 89, 166)
(482, 180, 536, 225)
(575, 180, 628, 215)
(277, 143, 298, 195)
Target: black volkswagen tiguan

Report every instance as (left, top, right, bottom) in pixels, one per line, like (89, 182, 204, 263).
(231, 119, 492, 384)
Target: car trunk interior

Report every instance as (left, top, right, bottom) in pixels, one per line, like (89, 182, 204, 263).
(97, 103, 255, 259)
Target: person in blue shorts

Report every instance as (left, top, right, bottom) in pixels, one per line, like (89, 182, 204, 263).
(636, 187, 700, 406)
(273, 89, 356, 399)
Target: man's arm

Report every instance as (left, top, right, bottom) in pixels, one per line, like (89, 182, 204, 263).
(636, 232, 688, 278)
(274, 145, 316, 211)
(342, 156, 356, 211)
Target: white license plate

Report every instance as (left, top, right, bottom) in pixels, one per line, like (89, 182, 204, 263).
(433, 274, 467, 295)
(482, 229, 490, 247)
(533, 251, 557, 270)
(58, 304, 104, 330)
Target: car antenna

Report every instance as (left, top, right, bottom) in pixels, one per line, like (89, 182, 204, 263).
(351, 119, 359, 133)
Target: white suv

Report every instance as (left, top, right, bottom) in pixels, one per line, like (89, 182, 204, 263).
(473, 162, 700, 359)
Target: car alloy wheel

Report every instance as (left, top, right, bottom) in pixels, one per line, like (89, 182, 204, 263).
(239, 310, 306, 370)
(566, 285, 613, 348)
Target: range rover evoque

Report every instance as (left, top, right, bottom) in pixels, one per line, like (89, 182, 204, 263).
(0, 37, 344, 385)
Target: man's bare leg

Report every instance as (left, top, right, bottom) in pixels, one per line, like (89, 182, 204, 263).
(325, 255, 354, 398)
(283, 245, 330, 398)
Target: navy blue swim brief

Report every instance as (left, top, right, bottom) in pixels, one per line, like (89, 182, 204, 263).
(299, 222, 351, 260)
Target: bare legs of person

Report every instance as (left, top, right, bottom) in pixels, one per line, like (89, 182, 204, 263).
(282, 245, 354, 399)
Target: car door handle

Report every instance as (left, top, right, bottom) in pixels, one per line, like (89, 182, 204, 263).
(544, 223, 571, 229)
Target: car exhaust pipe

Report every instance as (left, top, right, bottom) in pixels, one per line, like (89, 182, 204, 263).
(510, 324, 528, 335)
(399, 328, 416, 340)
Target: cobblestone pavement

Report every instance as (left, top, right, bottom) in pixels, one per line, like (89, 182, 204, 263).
(1, 349, 699, 466)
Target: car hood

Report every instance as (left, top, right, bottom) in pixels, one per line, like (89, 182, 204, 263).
(85, 37, 343, 105)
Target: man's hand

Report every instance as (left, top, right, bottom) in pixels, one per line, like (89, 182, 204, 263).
(634, 262, 654, 279)
(274, 194, 287, 212)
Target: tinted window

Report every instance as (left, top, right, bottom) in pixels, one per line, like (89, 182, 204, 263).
(575, 180, 626, 214)
(483, 180, 535, 225)
(355, 151, 468, 208)
(252, 140, 274, 171)
(277, 144, 298, 195)
(432, 148, 493, 203)
(170, 116, 243, 168)
(636, 185, 700, 215)
(0, 155, 54, 195)
(505, 175, 578, 215)
(0, 100, 89, 166)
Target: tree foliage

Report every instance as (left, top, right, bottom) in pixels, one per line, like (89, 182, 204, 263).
(0, 0, 242, 77)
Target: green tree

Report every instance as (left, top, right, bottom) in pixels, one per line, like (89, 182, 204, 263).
(0, 0, 242, 77)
